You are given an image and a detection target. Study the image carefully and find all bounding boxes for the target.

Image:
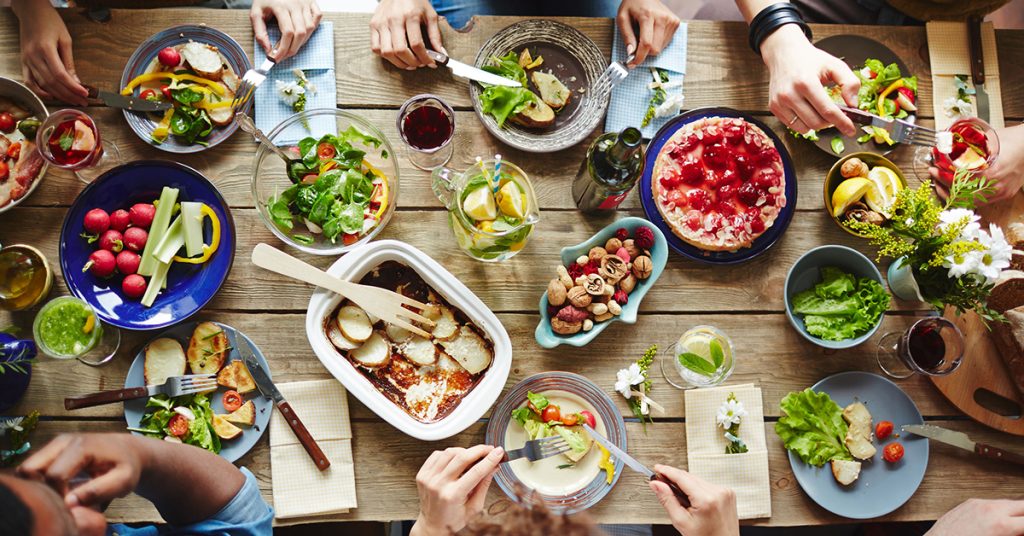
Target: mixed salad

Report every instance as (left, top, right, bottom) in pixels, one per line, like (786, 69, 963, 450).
(479, 48, 571, 129)
(266, 128, 390, 246)
(851, 58, 918, 146)
(792, 267, 889, 341)
(511, 391, 614, 481)
(131, 393, 221, 453)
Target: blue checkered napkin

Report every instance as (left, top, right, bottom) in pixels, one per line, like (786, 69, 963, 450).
(254, 21, 336, 146)
(604, 23, 688, 139)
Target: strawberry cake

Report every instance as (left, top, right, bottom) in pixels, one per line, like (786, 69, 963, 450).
(651, 116, 787, 252)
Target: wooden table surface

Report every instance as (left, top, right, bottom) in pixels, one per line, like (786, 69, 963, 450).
(2, 8, 1023, 528)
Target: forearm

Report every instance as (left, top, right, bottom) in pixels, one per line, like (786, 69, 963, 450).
(11, 0, 53, 18)
(735, 0, 786, 23)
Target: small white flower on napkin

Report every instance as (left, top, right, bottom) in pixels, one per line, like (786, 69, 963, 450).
(276, 80, 305, 106)
(615, 363, 644, 399)
(716, 398, 747, 428)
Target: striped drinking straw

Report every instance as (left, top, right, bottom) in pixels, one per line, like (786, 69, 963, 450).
(492, 154, 503, 194)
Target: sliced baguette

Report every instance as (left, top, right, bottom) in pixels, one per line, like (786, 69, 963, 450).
(831, 459, 862, 486)
(206, 86, 235, 127)
(144, 337, 186, 386)
(531, 71, 571, 109)
(224, 400, 255, 427)
(181, 42, 224, 81)
(217, 360, 256, 394)
(510, 97, 555, 129)
(187, 322, 230, 375)
(842, 402, 876, 460)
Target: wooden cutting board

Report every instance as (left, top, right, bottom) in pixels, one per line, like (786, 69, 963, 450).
(932, 193, 1024, 436)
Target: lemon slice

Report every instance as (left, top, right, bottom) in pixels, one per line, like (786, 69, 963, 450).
(831, 177, 873, 218)
(496, 181, 526, 219)
(462, 185, 496, 221)
(865, 166, 901, 217)
(953, 147, 986, 170)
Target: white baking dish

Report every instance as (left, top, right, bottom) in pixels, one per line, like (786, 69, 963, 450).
(305, 239, 512, 441)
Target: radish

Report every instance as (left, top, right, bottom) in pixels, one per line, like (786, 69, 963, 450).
(83, 208, 110, 234)
(895, 87, 917, 113)
(83, 249, 116, 278)
(110, 209, 131, 232)
(116, 250, 141, 275)
(129, 203, 156, 229)
(123, 227, 148, 252)
(122, 274, 148, 299)
(98, 230, 124, 253)
(157, 47, 181, 68)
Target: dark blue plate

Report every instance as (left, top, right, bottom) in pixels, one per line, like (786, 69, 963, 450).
(639, 107, 798, 264)
(59, 161, 235, 331)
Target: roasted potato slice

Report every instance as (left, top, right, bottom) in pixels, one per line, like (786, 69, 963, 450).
(351, 332, 391, 368)
(385, 323, 413, 343)
(431, 305, 459, 340)
(327, 318, 360, 351)
(337, 305, 373, 343)
(187, 322, 230, 375)
(399, 335, 437, 366)
(439, 325, 492, 374)
(144, 337, 186, 386)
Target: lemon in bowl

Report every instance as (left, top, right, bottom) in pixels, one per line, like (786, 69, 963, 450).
(824, 153, 908, 237)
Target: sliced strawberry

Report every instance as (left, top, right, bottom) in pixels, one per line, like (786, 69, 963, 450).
(679, 159, 704, 184)
(737, 183, 759, 206)
(685, 210, 702, 231)
(701, 125, 723, 145)
(734, 154, 755, 181)
(686, 189, 711, 211)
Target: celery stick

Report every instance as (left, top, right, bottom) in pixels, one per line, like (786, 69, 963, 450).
(141, 260, 171, 307)
(180, 202, 204, 258)
(154, 215, 185, 265)
(138, 187, 180, 276)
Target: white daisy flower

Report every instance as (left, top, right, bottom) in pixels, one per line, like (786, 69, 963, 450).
(716, 398, 747, 429)
(975, 224, 1013, 282)
(654, 93, 685, 119)
(275, 80, 305, 106)
(615, 363, 644, 399)
(938, 208, 981, 239)
(945, 250, 980, 279)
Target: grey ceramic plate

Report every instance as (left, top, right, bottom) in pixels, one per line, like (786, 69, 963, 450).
(470, 19, 607, 153)
(787, 371, 928, 519)
(123, 322, 272, 464)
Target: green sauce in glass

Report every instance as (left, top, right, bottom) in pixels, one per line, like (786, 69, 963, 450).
(34, 298, 99, 358)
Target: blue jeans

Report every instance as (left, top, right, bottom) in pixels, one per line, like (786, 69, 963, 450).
(431, 0, 622, 29)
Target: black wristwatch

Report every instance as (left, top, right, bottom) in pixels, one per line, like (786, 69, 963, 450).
(748, 3, 812, 56)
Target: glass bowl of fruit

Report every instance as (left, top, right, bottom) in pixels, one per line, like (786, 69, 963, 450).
(251, 108, 399, 255)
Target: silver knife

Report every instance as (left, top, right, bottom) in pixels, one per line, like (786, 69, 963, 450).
(582, 423, 691, 507)
(86, 86, 172, 112)
(903, 424, 1024, 465)
(425, 50, 522, 88)
(967, 17, 991, 122)
(240, 339, 331, 471)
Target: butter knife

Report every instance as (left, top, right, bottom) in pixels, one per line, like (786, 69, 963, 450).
(967, 17, 991, 123)
(85, 85, 172, 113)
(902, 424, 1024, 465)
(425, 50, 521, 88)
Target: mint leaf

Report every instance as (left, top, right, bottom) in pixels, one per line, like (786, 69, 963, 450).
(678, 352, 716, 376)
(58, 129, 74, 151)
(710, 339, 724, 369)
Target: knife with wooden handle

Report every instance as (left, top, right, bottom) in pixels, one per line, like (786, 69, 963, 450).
(967, 16, 991, 123)
(903, 424, 1024, 466)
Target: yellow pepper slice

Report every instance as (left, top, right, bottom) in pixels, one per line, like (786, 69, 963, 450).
(150, 108, 176, 142)
(363, 160, 390, 219)
(121, 72, 225, 96)
(598, 445, 615, 484)
(876, 79, 904, 117)
(173, 204, 221, 264)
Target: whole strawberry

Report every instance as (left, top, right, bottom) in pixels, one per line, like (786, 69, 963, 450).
(635, 226, 655, 250)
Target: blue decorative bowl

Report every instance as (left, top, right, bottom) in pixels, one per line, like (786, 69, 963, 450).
(59, 161, 235, 331)
(639, 107, 798, 264)
(535, 217, 667, 348)
(784, 245, 886, 349)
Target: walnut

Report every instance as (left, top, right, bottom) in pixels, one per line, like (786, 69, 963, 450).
(619, 273, 637, 293)
(622, 239, 640, 259)
(584, 274, 606, 295)
(582, 319, 594, 332)
(587, 302, 609, 316)
(576, 255, 590, 266)
(599, 255, 629, 285)
(632, 256, 653, 279)
(605, 237, 623, 253)
(556, 305, 589, 323)
(551, 318, 583, 335)
(841, 157, 869, 178)
(555, 266, 573, 289)
(608, 300, 622, 316)
(547, 279, 567, 306)
(588, 246, 608, 263)
(567, 286, 592, 308)
(594, 312, 613, 322)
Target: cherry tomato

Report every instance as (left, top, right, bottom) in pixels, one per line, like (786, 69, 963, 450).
(0, 112, 15, 133)
(160, 85, 172, 100)
(301, 174, 318, 185)
(875, 421, 894, 441)
(579, 410, 597, 428)
(342, 233, 359, 246)
(882, 442, 904, 463)
(6, 142, 20, 160)
(223, 390, 243, 412)
(0, 160, 8, 181)
(317, 142, 336, 159)
(167, 413, 189, 437)
(561, 413, 579, 426)
(542, 405, 561, 423)
(140, 88, 158, 101)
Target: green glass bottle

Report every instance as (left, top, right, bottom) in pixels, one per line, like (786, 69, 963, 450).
(571, 127, 645, 212)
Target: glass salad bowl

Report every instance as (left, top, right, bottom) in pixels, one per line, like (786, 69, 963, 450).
(251, 108, 399, 255)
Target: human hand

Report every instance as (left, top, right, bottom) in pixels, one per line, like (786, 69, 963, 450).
(251, 0, 322, 62)
(617, 0, 681, 67)
(927, 498, 1024, 535)
(410, 445, 505, 536)
(371, 0, 444, 70)
(932, 124, 1024, 204)
(12, 0, 88, 106)
(760, 25, 860, 137)
(650, 464, 739, 536)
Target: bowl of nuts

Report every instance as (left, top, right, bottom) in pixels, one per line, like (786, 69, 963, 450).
(535, 217, 668, 348)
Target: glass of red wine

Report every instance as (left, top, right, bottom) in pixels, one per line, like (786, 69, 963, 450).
(876, 316, 965, 379)
(36, 109, 122, 183)
(397, 94, 454, 170)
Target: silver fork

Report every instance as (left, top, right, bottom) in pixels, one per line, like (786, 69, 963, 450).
(64, 374, 218, 410)
(231, 55, 277, 113)
(502, 436, 571, 463)
(839, 106, 938, 147)
(589, 53, 633, 105)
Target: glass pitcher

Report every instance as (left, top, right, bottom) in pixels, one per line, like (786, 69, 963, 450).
(431, 159, 540, 262)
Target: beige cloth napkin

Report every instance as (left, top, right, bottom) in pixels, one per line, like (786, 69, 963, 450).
(685, 384, 771, 520)
(270, 379, 356, 523)
(926, 21, 1005, 130)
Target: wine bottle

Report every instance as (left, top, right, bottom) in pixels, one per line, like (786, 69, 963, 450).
(572, 127, 645, 212)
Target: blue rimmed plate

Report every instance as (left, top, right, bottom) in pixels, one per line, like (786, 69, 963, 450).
(119, 24, 251, 153)
(485, 372, 626, 514)
(639, 107, 798, 264)
(786, 371, 928, 519)
(59, 161, 235, 331)
(124, 322, 272, 464)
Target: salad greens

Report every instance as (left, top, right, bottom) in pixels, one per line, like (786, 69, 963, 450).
(775, 388, 851, 467)
(792, 266, 890, 341)
(132, 393, 221, 454)
(479, 50, 537, 128)
(482, 51, 528, 87)
(510, 391, 590, 456)
(853, 58, 918, 144)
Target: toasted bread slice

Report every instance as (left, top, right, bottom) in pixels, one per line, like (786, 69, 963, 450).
(351, 331, 391, 368)
(531, 71, 571, 109)
(187, 322, 229, 375)
(842, 402, 876, 460)
(337, 305, 373, 343)
(564, 438, 594, 463)
(212, 414, 243, 440)
(439, 325, 492, 374)
(431, 305, 459, 340)
(144, 338, 186, 386)
(399, 335, 437, 366)
(831, 459, 862, 486)
(206, 86, 235, 127)
(217, 360, 256, 394)
(510, 97, 555, 129)
(181, 42, 224, 81)
(224, 400, 255, 427)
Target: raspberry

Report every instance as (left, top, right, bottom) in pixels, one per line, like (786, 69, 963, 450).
(613, 289, 628, 304)
(615, 228, 629, 241)
(583, 260, 600, 276)
(567, 263, 585, 281)
(635, 226, 655, 250)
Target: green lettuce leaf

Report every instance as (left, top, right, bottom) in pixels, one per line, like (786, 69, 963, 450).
(526, 391, 549, 410)
(554, 425, 589, 453)
(792, 267, 890, 341)
(480, 86, 536, 128)
(775, 388, 851, 467)
(523, 419, 553, 441)
(482, 51, 528, 87)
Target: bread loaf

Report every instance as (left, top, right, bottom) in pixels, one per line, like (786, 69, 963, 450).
(987, 270, 1024, 314)
(991, 307, 1024, 399)
(1007, 223, 1024, 271)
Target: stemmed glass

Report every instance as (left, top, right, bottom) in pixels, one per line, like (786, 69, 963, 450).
(397, 94, 454, 170)
(876, 316, 965, 379)
(36, 109, 122, 183)
(913, 117, 1000, 184)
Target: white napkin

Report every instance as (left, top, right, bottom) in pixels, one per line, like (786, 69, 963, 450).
(926, 21, 1005, 130)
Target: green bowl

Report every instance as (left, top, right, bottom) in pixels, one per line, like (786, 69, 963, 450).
(823, 152, 909, 237)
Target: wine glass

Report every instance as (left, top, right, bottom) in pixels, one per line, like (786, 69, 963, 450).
(397, 94, 454, 170)
(876, 316, 965, 379)
(36, 109, 122, 183)
(913, 117, 999, 185)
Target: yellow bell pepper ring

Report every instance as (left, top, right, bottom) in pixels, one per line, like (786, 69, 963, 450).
(150, 108, 176, 142)
(173, 204, 221, 264)
(876, 79, 905, 117)
(121, 72, 225, 96)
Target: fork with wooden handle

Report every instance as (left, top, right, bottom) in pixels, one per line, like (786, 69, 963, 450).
(251, 243, 435, 338)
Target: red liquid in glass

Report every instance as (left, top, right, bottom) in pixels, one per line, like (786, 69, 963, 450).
(47, 119, 97, 167)
(932, 120, 991, 182)
(908, 323, 946, 371)
(401, 105, 452, 151)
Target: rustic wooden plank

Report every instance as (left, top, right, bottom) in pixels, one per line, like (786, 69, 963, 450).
(22, 418, 1023, 526)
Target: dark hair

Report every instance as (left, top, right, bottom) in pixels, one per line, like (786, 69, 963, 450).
(0, 478, 34, 536)
(459, 488, 601, 536)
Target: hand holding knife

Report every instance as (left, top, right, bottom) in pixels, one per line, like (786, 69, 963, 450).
(903, 424, 1024, 466)
(582, 423, 691, 507)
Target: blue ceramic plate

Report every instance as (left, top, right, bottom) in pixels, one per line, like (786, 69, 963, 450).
(787, 371, 928, 519)
(120, 24, 251, 153)
(535, 217, 667, 348)
(124, 322, 272, 464)
(59, 161, 235, 331)
(639, 107, 798, 264)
